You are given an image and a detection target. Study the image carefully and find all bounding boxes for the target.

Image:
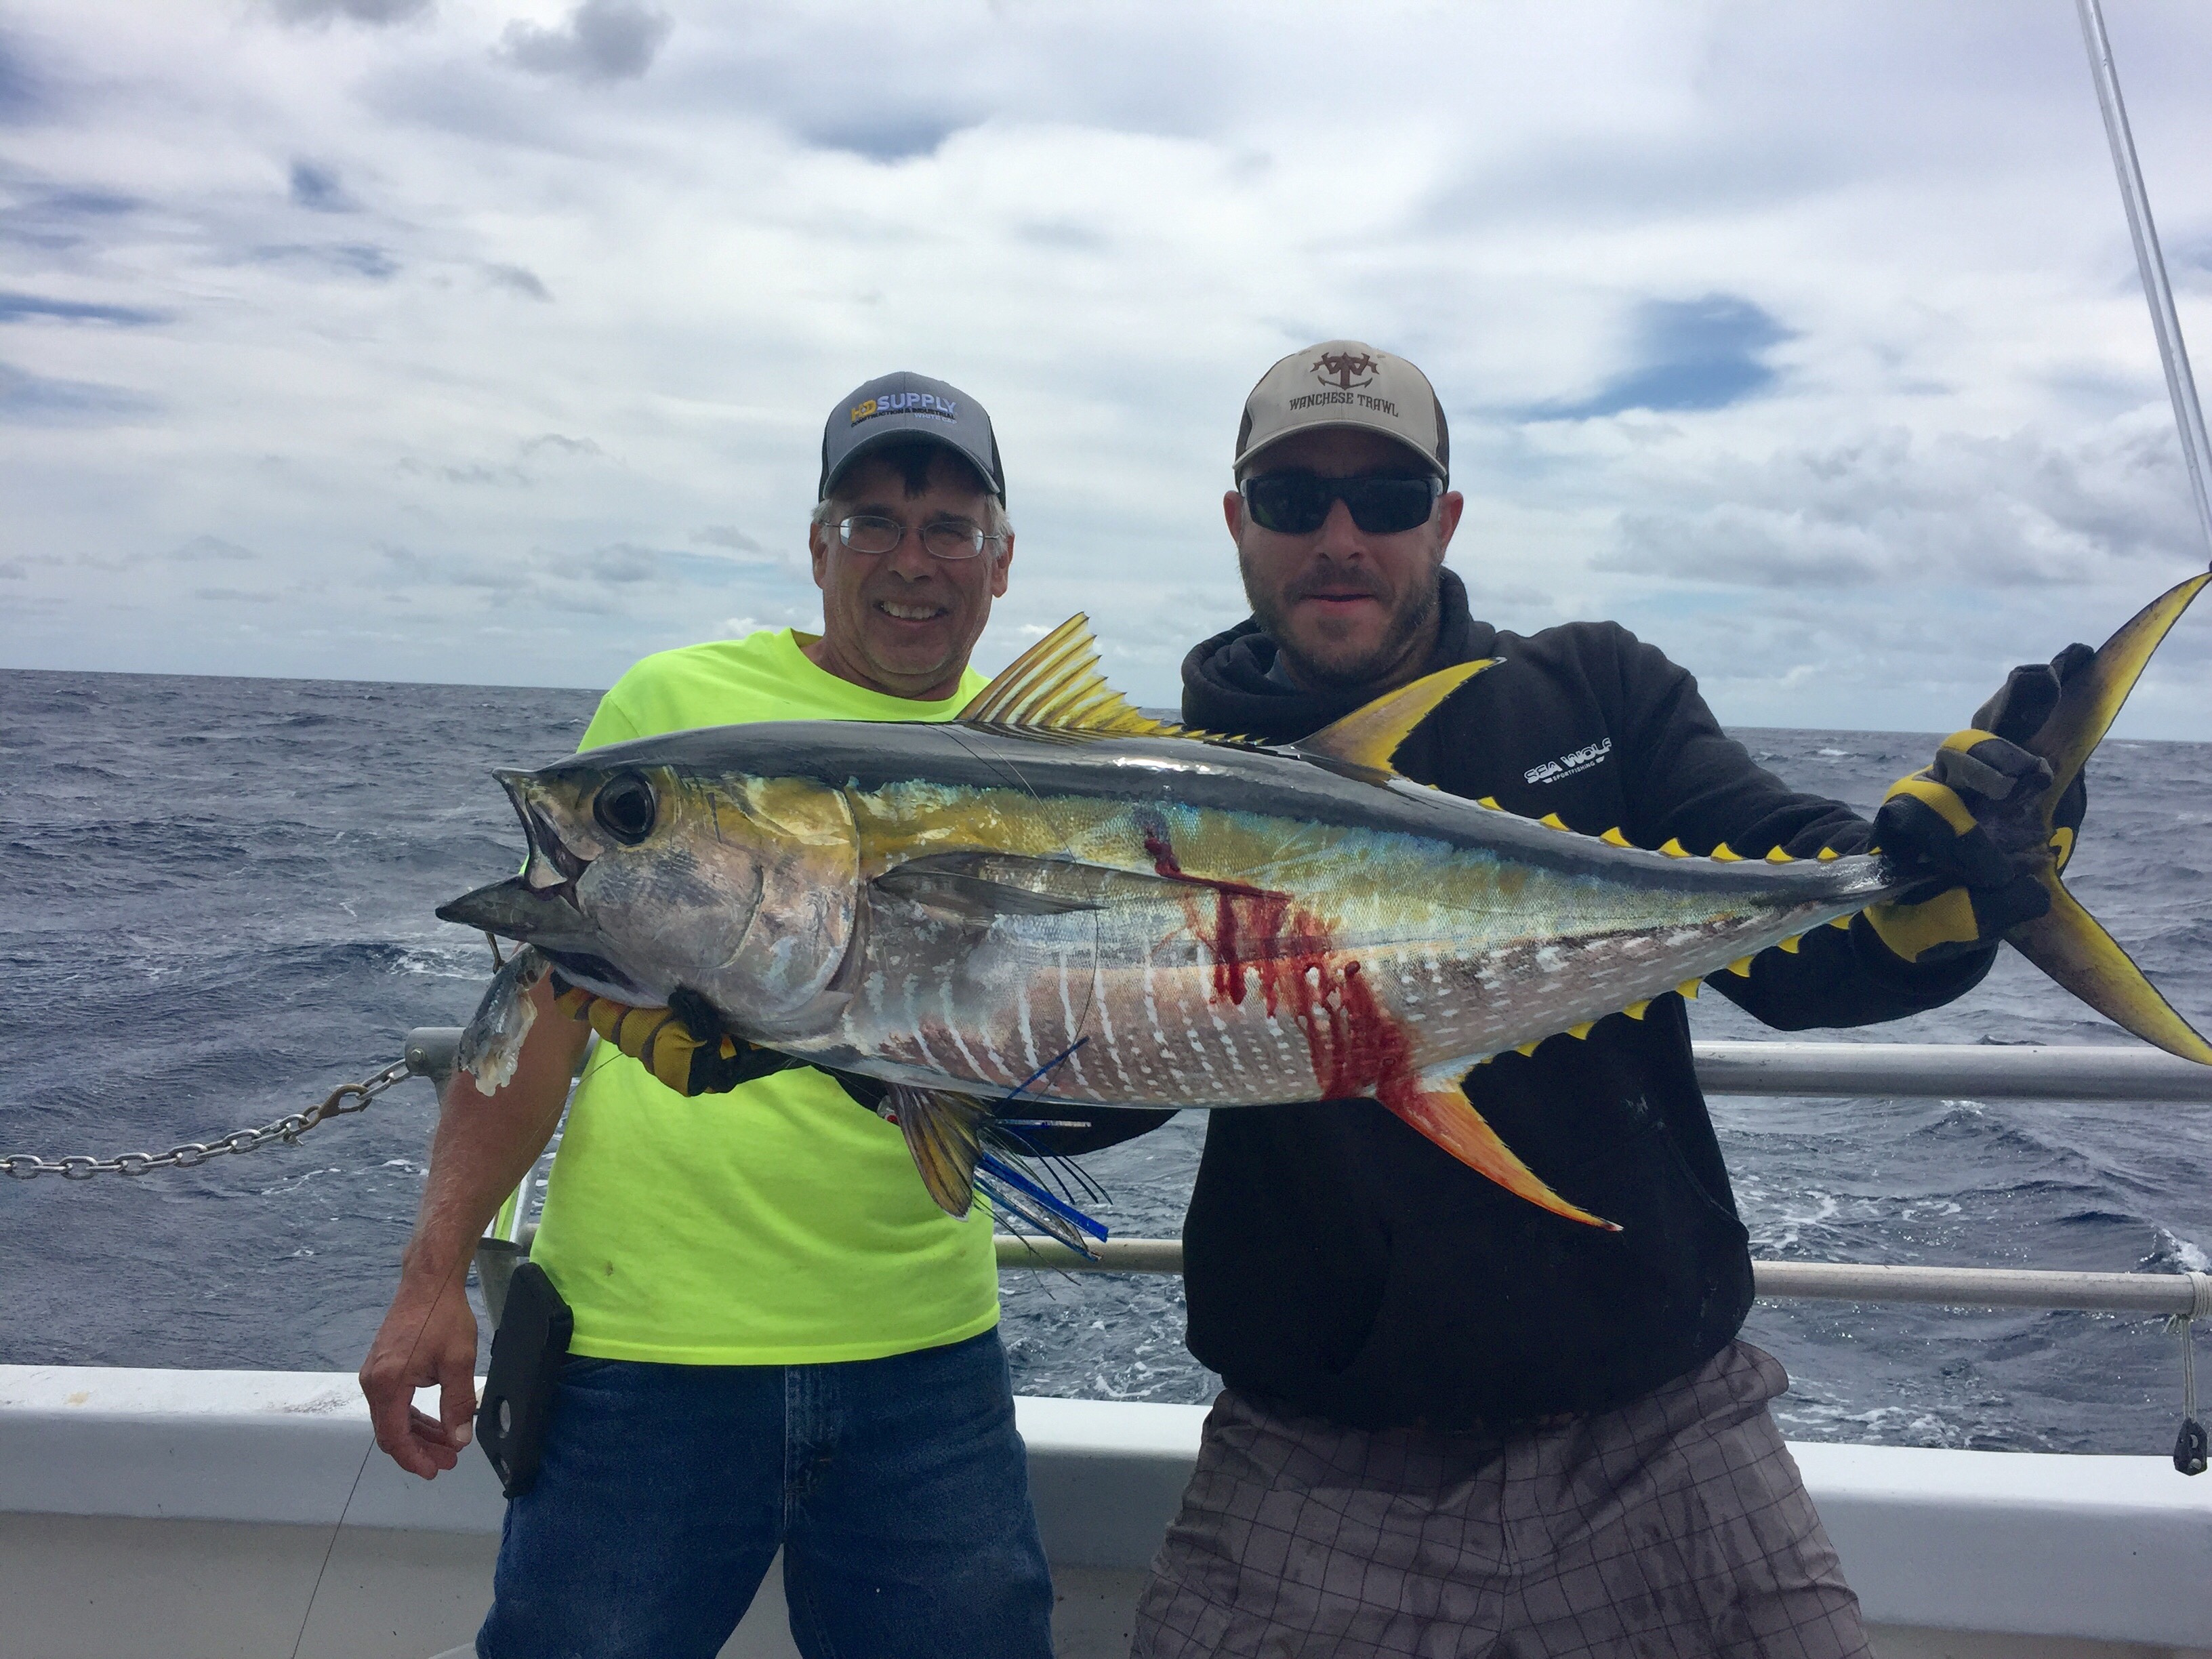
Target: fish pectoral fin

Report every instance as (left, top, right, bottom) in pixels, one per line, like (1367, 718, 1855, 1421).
(2009, 870, 2212, 1064)
(886, 1084, 991, 1218)
(873, 857, 1103, 921)
(1386, 1073, 1619, 1231)
(957, 615, 1197, 739)
(1293, 659, 1498, 775)
(872, 851, 1195, 922)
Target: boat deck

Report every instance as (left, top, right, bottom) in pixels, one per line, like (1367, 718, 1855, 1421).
(5, 1365, 2209, 1658)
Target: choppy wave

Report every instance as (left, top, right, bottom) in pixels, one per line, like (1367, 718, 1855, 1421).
(3, 671, 2209, 1456)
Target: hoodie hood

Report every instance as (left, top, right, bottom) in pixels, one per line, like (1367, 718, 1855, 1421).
(1181, 567, 1494, 745)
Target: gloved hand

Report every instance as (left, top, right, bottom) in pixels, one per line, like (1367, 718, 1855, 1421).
(1864, 644, 2092, 964)
(551, 980, 803, 1096)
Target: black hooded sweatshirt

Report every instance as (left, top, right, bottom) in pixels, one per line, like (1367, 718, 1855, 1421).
(1176, 569, 1993, 1431)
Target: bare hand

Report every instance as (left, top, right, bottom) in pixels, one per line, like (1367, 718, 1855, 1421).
(360, 1273, 480, 1479)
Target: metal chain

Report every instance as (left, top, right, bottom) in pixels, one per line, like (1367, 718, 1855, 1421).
(1, 1057, 415, 1181)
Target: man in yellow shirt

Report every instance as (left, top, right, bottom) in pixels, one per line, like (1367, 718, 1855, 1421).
(360, 373, 1056, 1659)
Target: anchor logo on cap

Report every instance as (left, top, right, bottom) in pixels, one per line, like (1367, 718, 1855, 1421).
(1311, 350, 1378, 392)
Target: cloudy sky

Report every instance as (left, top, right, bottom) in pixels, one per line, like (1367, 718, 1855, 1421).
(5, 0, 2211, 735)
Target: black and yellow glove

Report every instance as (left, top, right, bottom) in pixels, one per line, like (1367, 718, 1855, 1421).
(552, 981, 802, 1096)
(1864, 645, 2091, 964)
(551, 978, 893, 1111)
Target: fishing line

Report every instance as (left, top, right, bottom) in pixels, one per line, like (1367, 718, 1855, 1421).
(284, 1249, 474, 1659)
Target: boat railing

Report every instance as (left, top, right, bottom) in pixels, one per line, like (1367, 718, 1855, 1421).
(402, 1029, 2212, 1319)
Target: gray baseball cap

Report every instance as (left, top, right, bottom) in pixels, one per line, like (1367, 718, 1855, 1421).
(819, 371, 1006, 503)
(1235, 340, 1449, 483)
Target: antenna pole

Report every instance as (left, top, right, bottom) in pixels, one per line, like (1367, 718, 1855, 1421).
(2076, 0, 2212, 565)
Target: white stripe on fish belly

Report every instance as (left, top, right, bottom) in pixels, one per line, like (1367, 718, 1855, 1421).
(1141, 951, 1191, 1089)
(1051, 954, 1100, 1099)
(1014, 982, 1040, 1076)
(1091, 974, 1136, 1095)
(938, 978, 1000, 1084)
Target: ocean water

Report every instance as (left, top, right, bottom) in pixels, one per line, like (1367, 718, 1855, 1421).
(3, 667, 2209, 1458)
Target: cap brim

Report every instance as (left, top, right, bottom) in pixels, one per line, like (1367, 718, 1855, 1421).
(823, 424, 1004, 502)
(1235, 421, 1446, 480)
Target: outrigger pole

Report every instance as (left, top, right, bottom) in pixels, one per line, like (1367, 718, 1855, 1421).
(2076, 0, 2212, 567)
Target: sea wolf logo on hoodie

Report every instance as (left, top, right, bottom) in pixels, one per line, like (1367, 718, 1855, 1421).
(1312, 350, 1377, 392)
(1525, 737, 1612, 785)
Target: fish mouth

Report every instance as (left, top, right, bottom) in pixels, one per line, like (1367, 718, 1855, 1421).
(486, 766, 595, 905)
(436, 876, 658, 1003)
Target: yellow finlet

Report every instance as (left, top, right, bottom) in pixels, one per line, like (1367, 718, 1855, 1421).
(1778, 935, 1802, 954)
(1829, 916, 1853, 930)
(1658, 838, 1689, 858)
(1676, 978, 1702, 999)
(1515, 1039, 1542, 1057)
(1711, 842, 1744, 861)
(1764, 846, 1793, 863)
(1599, 827, 1632, 847)
(1624, 1000, 1650, 1019)
(960, 615, 1182, 737)
(1817, 846, 1840, 861)
(1727, 956, 1754, 977)
(1565, 1021, 1593, 1040)
(1477, 796, 1502, 811)
(1296, 658, 1498, 774)
(1539, 813, 1570, 831)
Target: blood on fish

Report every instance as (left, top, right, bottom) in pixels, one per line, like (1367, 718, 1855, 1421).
(1135, 813, 1430, 1114)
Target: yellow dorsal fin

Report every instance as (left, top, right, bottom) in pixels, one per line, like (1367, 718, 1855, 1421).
(1539, 812, 1570, 831)
(1765, 846, 1793, 863)
(1623, 1000, 1650, 1019)
(1295, 659, 1497, 773)
(1600, 827, 1631, 847)
(959, 615, 1181, 737)
(1711, 842, 1744, 861)
(1816, 846, 1840, 861)
(1676, 977, 1702, 999)
(1658, 838, 1689, 858)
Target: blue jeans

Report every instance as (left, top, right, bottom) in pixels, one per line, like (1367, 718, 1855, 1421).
(476, 1328, 1054, 1659)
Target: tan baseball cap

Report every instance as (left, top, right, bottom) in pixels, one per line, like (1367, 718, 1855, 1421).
(1233, 340, 1449, 482)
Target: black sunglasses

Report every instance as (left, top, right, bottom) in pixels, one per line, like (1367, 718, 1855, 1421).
(1240, 470, 1442, 537)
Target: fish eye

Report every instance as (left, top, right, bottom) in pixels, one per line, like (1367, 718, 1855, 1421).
(592, 773, 657, 846)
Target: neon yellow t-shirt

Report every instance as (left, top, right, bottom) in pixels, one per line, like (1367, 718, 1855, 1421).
(529, 628, 999, 1364)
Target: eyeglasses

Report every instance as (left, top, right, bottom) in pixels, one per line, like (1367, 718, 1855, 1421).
(836, 513, 1001, 561)
(1240, 471, 1442, 537)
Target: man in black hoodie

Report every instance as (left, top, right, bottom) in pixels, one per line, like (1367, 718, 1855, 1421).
(1132, 341, 2081, 1659)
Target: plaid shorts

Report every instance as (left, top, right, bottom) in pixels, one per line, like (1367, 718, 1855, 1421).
(1131, 1341, 1867, 1659)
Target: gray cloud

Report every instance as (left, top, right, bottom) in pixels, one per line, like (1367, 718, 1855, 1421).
(268, 0, 433, 24)
(0, 560, 24, 579)
(0, 189, 142, 254)
(695, 525, 768, 555)
(792, 110, 976, 162)
(169, 535, 259, 562)
(497, 0, 672, 84)
(288, 160, 357, 212)
(485, 262, 551, 300)
(0, 291, 167, 325)
(0, 28, 48, 126)
(0, 361, 155, 424)
(1596, 422, 2200, 591)
(1532, 296, 1793, 421)
(248, 242, 399, 280)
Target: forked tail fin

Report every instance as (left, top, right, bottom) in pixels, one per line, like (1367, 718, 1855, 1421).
(2008, 571, 2212, 1063)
